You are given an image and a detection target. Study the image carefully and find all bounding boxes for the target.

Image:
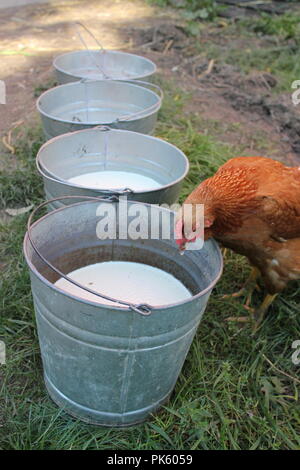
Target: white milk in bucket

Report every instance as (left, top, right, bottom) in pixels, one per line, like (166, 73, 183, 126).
(68, 171, 161, 191)
(55, 261, 192, 306)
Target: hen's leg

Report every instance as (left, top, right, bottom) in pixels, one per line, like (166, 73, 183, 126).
(222, 267, 260, 305)
(226, 293, 278, 329)
(252, 293, 278, 332)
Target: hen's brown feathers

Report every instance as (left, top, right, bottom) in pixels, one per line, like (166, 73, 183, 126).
(183, 156, 300, 294)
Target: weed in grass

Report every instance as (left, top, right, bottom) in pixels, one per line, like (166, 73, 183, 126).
(0, 78, 299, 450)
(149, 0, 221, 21)
(33, 80, 58, 98)
(148, 0, 223, 36)
(242, 13, 300, 43)
(150, 2, 300, 92)
(229, 45, 300, 93)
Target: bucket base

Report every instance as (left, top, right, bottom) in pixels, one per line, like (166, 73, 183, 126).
(44, 372, 172, 427)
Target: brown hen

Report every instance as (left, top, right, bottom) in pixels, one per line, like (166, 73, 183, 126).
(176, 156, 300, 328)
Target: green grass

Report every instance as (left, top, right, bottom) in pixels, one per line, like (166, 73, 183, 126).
(0, 81, 299, 450)
(221, 44, 300, 93)
(192, 21, 300, 93)
(148, 0, 222, 35)
(242, 12, 300, 42)
(149, 0, 218, 15)
(233, 12, 300, 91)
(152, 1, 300, 93)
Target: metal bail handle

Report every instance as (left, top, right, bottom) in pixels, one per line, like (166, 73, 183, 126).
(75, 21, 106, 52)
(74, 22, 110, 79)
(94, 125, 112, 132)
(97, 187, 135, 196)
(116, 80, 164, 123)
(77, 78, 163, 124)
(36, 146, 136, 196)
(27, 196, 153, 316)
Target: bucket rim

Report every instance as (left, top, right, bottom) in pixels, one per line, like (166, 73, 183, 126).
(23, 200, 223, 313)
(53, 49, 157, 81)
(36, 80, 162, 126)
(36, 127, 190, 195)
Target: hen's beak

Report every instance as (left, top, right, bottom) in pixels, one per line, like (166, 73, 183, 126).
(176, 237, 188, 252)
(175, 219, 196, 253)
(176, 235, 197, 253)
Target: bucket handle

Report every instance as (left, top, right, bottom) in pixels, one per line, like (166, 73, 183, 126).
(36, 153, 135, 196)
(79, 78, 163, 123)
(74, 22, 111, 79)
(27, 196, 153, 316)
(117, 80, 163, 122)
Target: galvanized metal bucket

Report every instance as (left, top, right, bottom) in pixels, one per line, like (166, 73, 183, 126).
(54, 50, 156, 84)
(36, 80, 163, 140)
(53, 22, 156, 84)
(36, 127, 189, 210)
(23, 197, 223, 427)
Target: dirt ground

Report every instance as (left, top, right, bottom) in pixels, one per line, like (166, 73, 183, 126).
(0, 0, 299, 166)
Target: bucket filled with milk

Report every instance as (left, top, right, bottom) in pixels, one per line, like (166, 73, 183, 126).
(37, 127, 189, 209)
(23, 198, 223, 426)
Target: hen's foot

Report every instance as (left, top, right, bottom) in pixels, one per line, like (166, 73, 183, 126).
(252, 294, 278, 333)
(222, 267, 260, 304)
(226, 294, 278, 332)
(222, 286, 259, 305)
